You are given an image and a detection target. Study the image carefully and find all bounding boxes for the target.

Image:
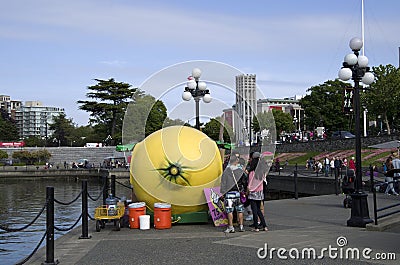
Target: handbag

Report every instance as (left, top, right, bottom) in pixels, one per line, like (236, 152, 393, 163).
(239, 191, 247, 204)
(231, 168, 247, 204)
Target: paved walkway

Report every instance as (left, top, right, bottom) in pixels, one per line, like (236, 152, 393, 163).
(26, 193, 400, 265)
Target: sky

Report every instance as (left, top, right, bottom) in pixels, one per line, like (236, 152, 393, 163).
(1, 0, 399, 126)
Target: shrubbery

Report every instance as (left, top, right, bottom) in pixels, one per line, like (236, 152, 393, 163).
(0, 150, 8, 159)
(12, 149, 51, 165)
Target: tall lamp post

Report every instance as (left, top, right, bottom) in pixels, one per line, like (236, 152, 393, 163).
(182, 68, 212, 130)
(338, 37, 375, 227)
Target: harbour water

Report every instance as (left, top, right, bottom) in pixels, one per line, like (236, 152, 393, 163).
(0, 177, 129, 265)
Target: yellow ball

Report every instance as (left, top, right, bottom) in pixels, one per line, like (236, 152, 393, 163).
(130, 126, 223, 214)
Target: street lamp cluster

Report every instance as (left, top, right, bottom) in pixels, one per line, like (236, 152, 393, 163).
(338, 37, 374, 227)
(182, 68, 212, 130)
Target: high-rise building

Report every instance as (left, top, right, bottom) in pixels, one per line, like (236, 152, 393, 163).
(14, 101, 65, 139)
(234, 74, 257, 146)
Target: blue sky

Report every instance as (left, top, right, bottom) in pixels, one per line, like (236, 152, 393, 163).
(1, 0, 399, 126)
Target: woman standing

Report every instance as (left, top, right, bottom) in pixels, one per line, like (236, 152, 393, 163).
(247, 152, 268, 232)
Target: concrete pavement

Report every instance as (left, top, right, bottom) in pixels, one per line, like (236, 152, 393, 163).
(26, 193, 400, 265)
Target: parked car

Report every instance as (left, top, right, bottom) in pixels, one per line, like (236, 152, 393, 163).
(331, 131, 355, 139)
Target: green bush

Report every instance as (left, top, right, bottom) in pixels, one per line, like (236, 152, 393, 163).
(12, 149, 51, 165)
(0, 150, 8, 159)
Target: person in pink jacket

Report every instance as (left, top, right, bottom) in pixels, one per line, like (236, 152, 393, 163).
(247, 152, 268, 232)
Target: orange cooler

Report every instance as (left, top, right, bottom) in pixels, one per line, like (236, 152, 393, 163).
(128, 202, 146, 229)
(154, 203, 171, 229)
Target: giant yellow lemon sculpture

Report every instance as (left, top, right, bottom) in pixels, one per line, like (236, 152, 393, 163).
(130, 125, 223, 214)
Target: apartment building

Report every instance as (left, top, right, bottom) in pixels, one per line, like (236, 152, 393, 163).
(0, 95, 22, 120)
(14, 101, 65, 139)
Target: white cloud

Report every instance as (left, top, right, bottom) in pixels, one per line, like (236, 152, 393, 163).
(99, 60, 128, 67)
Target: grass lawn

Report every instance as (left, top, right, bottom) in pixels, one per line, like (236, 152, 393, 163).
(277, 149, 394, 168)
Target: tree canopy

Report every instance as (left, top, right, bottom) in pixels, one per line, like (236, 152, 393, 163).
(48, 113, 75, 146)
(145, 99, 168, 137)
(202, 117, 234, 143)
(0, 150, 7, 159)
(271, 109, 295, 136)
(299, 79, 352, 133)
(0, 109, 19, 141)
(362, 64, 400, 134)
(77, 78, 142, 144)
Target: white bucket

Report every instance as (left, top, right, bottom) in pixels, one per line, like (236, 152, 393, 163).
(139, 215, 150, 230)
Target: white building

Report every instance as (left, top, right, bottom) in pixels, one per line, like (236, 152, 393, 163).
(234, 74, 257, 145)
(0, 94, 22, 120)
(14, 101, 65, 139)
(257, 96, 304, 131)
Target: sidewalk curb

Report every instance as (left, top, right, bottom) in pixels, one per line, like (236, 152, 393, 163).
(366, 215, 400, 232)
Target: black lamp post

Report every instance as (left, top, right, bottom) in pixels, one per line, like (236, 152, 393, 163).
(182, 68, 212, 130)
(339, 37, 375, 227)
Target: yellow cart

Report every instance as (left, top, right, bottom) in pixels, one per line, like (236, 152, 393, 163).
(94, 203, 125, 232)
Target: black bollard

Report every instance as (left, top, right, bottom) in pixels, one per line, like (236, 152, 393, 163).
(369, 165, 374, 193)
(80, 180, 91, 239)
(103, 175, 109, 206)
(45, 187, 56, 265)
(294, 164, 298, 200)
(372, 182, 378, 225)
(111, 175, 116, 198)
(334, 166, 339, 195)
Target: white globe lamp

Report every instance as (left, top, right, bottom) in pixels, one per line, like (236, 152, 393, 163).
(344, 54, 358, 66)
(192, 68, 202, 79)
(339, 68, 352, 81)
(349, 37, 363, 51)
(197, 81, 207, 91)
(357, 55, 369, 68)
(182, 91, 192, 101)
(362, 72, 375, 85)
(203, 94, 212, 103)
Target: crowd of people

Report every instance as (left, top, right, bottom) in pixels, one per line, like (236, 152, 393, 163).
(305, 152, 400, 195)
(305, 156, 355, 178)
(220, 151, 269, 233)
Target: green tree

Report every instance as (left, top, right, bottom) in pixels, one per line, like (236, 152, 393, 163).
(12, 150, 51, 165)
(163, 117, 185, 127)
(272, 109, 295, 137)
(49, 113, 75, 146)
(145, 99, 168, 137)
(78, 78, 141, 144)
(300, 79, 351, 133)
(123, 94, 169, 142)
(69, 125, 96, 146)
(12, 150, 33, 165)
(34, 150, 51, 163)
(0, 150, 8, 159)
(202, 117, 234, 143)
(24, 136, 46, 147)
(0, 109, 19, 141)
(362, 64, 400, 134)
